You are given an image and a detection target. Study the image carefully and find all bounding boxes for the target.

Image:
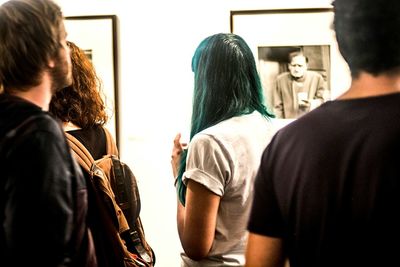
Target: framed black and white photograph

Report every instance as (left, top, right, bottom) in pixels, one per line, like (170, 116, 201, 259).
(257, 44, 330, 118)
(64, 15, 119, 146)
(230, 8, 350, 119)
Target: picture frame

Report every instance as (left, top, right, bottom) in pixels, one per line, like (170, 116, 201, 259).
(64, 15, 120, 148)
(230, 8, 350, 120)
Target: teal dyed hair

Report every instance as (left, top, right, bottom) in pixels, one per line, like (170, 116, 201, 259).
(176, 33, 274, 205)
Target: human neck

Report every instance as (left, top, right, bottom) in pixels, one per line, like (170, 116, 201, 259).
(9, 71, 52, 111)
(63, 121, 81, 131)
(338, 72, 400, 100)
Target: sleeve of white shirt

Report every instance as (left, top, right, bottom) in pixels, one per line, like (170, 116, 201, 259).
(182, 133, 232, 197)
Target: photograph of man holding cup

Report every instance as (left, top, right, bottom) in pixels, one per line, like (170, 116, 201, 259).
(273, 51, 328, 119)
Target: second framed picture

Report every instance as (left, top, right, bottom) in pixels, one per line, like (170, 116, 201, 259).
(231, 8, 350, 120)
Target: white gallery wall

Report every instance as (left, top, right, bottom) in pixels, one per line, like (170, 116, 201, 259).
(2, 0, 348, 266)
(57, 1, 349, 266)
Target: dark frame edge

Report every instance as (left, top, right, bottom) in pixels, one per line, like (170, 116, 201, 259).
(230, 7, 334, 33)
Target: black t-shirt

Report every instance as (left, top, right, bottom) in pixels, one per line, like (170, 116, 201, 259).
(248, 93, 400, 267)
(67, 125, 107, 160)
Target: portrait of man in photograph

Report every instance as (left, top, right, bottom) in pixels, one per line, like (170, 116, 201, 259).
(258, 45, 331, 119)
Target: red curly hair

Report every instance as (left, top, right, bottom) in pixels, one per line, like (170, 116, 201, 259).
(49, 40, 108, 127)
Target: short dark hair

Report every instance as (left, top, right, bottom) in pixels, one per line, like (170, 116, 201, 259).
(333, 0, 400, 77)
(0, 0, 64, 92)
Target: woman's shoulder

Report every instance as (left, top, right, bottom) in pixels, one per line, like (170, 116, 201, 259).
(201, 112, 270, 135)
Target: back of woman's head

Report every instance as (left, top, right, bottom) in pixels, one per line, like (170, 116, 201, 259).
(190, 33, 271, 137)
(334, 0, 400, 77)
(176, 33, 273, 205)
(49, 41, 108, 128)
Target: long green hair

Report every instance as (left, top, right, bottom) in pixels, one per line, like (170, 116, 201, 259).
(176, 33, 274, 205)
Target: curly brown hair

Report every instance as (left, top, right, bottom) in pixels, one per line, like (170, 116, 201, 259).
(49, 40, 108, 127)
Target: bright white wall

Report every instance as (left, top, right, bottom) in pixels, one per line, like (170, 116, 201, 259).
(3, 0, 347, 266)
(57, 1, 349, 267)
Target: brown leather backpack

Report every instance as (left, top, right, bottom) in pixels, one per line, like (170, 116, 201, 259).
(66, 127, 155, 267)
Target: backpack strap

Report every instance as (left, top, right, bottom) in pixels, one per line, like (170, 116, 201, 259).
(65, 132, 95, 172)
(65, 131, 132, 266)
(65, 130, 131, 232)
(102, 127, 119, 156)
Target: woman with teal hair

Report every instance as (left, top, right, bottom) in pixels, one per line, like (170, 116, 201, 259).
(171, 33, 275, 266)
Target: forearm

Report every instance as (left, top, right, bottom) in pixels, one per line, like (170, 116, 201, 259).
(273, 88, 284, 118)
(175, 181, 219, 260)
(177, 199, 185, 243)
(314, 90, 325, 102)
(273, 102, 284, 118)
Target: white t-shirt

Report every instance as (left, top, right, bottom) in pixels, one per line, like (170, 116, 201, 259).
(181, 111, 275, 267)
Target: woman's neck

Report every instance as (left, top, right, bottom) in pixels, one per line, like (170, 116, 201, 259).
(63, 121, 81, 131)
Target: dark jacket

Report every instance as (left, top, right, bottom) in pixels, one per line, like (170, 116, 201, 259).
(0, 94, 97, 266)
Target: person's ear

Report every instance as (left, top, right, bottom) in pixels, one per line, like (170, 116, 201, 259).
(48, 59, 55, 68)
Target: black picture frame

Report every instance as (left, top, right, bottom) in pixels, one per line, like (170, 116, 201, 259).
(230, 8, 349, 119)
